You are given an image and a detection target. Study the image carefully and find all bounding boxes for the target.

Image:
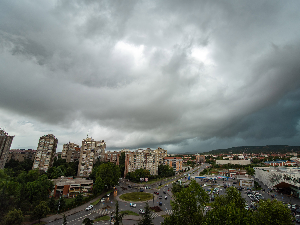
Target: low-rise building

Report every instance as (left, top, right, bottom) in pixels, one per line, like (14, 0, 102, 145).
(216, 159, 251, 165)
(236, 175, 254, 188)
(52, 177, 93, 198)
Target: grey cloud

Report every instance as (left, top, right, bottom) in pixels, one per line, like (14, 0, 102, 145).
(1, 0, 300, 152)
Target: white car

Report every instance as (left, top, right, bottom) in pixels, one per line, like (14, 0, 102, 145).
(101, 198, 106, 202)
(107, 193, 110, 197)
(130, 203, 136, 208)
(85, 205, 93, 211)
(139, 209, 145, 214)
(165, 196, 168, 199)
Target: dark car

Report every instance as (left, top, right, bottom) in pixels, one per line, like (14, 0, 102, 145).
(140, 188, 144, 192)
(159, 202, 162, 206)
(128, 185, 132, 188)
(163, 191, 166, 194)
(159, 196, 162, 199)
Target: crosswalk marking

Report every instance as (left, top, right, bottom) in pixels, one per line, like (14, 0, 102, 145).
(165, 209, 173, 215)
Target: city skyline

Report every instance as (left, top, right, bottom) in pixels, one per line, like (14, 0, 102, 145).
(1, 1, 300, 153)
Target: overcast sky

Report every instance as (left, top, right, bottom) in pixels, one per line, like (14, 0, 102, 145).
(1, 0, 300, 153)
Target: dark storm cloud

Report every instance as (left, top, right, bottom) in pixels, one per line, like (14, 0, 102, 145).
(1, 0, 300, 152)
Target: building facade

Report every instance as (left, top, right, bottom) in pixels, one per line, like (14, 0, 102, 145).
(7, 149, 36, 162)
(0, 129, 14, 169)
(100, 151, 121, 165)
(32, 134, 58, 172)
(195, 154, 205, 164)
(52, 177, 93, 198)
(62, 142, 80, 162)
(163, 157, 183, 172)
(77, 137, 106, 177)
(124, 148, 167, 176)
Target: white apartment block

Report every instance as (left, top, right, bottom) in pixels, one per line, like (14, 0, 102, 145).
(124, 148, 167, 176)
(77, 137, 106, 177)
(62, 142, 80, 162)
(32, 134, 58, 172)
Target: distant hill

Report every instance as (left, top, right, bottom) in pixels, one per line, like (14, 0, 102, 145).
(202, 145, 300, 154)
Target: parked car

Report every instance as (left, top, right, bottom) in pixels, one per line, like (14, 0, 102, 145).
(159, 202, 162, 206)
(101, 198, 106, 202)
(107, 193, 110, 197)
(163, 191, 166, 194)
(85, 205, 93, 211)
(159, 196, 162, 199)
(140, 188, 144, 192)
(165, 196, 168, 199)
(139, 209, 145, 214)
(130, 203, 136, 208)
(128, 185, 132, 188)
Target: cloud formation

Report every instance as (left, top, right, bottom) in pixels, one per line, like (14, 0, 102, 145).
(1, 0, 300, 152)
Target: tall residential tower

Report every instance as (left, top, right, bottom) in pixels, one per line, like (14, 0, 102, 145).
(32, 134, 58, 172)
(77, 137, 106, 177)
(0, 129, 14, 169)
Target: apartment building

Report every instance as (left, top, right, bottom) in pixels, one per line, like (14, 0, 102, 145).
(32, 134, 58, 172)
(7, 149, 36, 162)
(77, 137, 106, 177)
(62, 142, 80, 162)
(100, 151, 121, 165)
(195, 154, 205, 164)
(164, 157, 183, 172)
(0, 128, 14, 169)
(124, 148, 167, 176)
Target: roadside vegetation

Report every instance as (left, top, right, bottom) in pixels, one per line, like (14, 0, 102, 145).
(163, 180, 293, 225)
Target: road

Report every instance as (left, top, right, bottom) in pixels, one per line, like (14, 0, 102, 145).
(46, 164, 207, 225)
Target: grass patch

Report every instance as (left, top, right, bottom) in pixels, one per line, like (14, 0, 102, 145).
(119, 192, 153, 201)
(161, 215, 169, 219)
(92, 198, 100, 205)
(94, 215, 110, 221)
(121, 210, 139, 216)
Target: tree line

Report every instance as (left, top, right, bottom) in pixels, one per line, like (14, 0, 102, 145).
(163, 180, 293, 225)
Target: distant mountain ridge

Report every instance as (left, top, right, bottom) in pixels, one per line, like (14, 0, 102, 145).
(202, 145, 300, 154)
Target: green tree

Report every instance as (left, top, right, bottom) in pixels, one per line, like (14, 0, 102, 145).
(59, 197, 66, 212)
(204, 187, 252, 225)
(171, 182, 182, 194)
(63, 214, 67, 225)
(138, 202, 154, 225)
(93, 176, 105, 195)
(163, 180, 209, 225)
(96, 162, 120, 189)
(75, 194, 83, 206)
(4, 208, 24, 225)
(245, 166, 255, 176)
(253, 199, 293, 225)
(48, 196, 57, 213)
(119, 152, 126, 177)
(22, 174, 54, 205)
(115, 201, 126, 225)
(158, 164, 175, 178)
(82, 217, 94, 225)
(31, 201, 50, 223)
